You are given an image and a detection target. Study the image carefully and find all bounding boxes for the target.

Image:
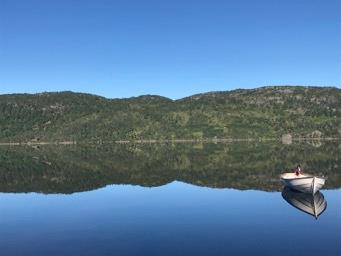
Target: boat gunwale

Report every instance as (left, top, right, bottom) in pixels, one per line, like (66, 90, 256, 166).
(280, 174, 326, 181)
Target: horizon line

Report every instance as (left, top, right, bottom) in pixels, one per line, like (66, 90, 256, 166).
(0, 84, 340, 101)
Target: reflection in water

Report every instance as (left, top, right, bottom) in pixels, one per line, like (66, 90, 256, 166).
(0, 141, 339, 194)
(0, 142, 340, 256)
(282, 187, 327, 219)
(0, 184, 340, 256)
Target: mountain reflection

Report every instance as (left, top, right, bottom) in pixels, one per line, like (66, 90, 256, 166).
(0, 141, 340, 194)
(282, 187, 327, 219)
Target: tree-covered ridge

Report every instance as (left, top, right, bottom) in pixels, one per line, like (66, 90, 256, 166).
(0, 86, 340, 142)
(0, 142, 339, 194)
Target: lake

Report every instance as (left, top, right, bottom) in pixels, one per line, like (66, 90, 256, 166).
(0, 141, 340, 255)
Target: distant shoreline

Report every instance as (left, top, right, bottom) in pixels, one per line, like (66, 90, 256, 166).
(0, 137, 339, 146)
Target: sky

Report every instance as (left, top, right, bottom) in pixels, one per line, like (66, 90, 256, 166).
(0, 0, 340, 99)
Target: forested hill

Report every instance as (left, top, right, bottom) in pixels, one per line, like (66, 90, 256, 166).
(0, 86, 340, 142)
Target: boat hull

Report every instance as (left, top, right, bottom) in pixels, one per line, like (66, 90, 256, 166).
(280, 173, 325, 194)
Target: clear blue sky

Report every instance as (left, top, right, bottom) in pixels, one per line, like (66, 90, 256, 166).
(0, 0, 340, 99)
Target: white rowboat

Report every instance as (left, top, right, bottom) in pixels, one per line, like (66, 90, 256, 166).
(280, 173, 326, 194)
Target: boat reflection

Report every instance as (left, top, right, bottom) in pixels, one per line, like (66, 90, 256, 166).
(282, 187, 327, 219)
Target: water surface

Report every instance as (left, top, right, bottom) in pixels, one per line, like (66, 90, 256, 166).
(0, 142, 340, 255)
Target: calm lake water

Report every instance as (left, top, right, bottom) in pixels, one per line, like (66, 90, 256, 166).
(0, 142, 340, 255)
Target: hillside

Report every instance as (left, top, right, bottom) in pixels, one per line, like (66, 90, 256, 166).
(0, 86, 340, 142)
